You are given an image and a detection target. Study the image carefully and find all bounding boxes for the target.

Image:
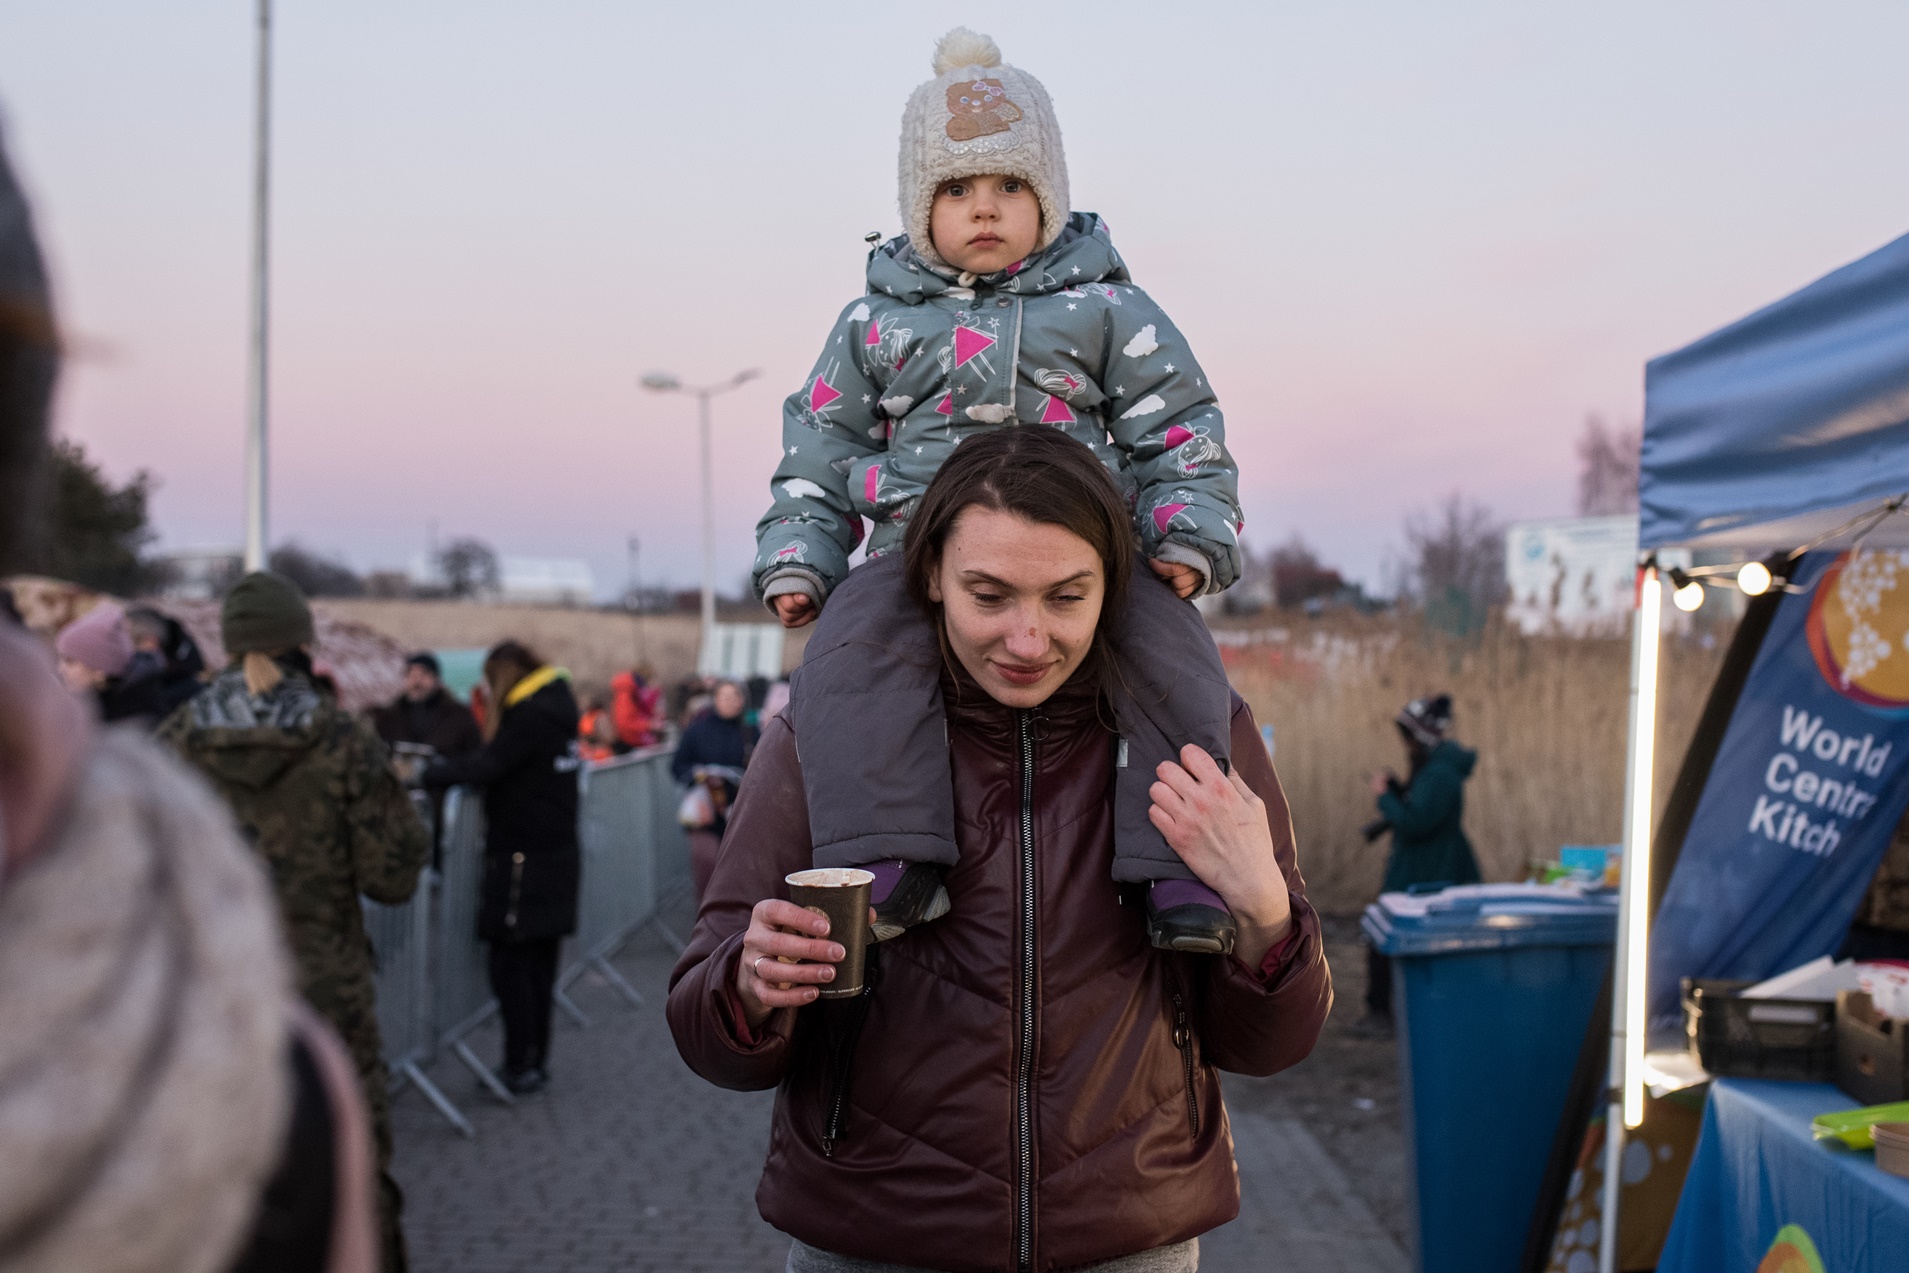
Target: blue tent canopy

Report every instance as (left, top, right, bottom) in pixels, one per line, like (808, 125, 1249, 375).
(1641, 231, 1909, 551)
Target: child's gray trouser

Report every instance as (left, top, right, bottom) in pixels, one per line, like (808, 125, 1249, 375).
(786, 553, 1233, 883)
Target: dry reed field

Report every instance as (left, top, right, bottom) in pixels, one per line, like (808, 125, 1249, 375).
(318, 599, 814, 699)
(1224, 614, 1730, 913)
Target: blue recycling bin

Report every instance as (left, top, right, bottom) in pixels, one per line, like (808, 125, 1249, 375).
(1362, 884, 1616, 1273)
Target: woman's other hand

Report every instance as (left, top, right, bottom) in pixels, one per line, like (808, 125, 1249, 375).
(734, 899, 843, 1028)
(772, 595, 818, 629)
(1146, 558, 1202, 601)
(1368, 770, 1395, 796)
(1148, 745, 1294, 965)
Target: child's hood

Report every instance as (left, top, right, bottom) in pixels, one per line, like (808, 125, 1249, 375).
(867, 211, 1129, 306)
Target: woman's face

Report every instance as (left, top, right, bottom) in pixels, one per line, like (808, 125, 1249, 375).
(714, 683, 745, 719)
(927, 505, 1105, 709)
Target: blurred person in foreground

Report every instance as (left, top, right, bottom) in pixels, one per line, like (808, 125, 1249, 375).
(125, 603, 208, 714)
(158, 569, 429, 1272)
(424, 640, 582, 1096)
(672, 678, 757, 899)
(0, 134, 377, 1273)
(1358, 693, 1481, 1035)
(55, 599, 167, 724)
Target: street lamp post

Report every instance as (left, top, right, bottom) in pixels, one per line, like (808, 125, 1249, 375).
(639, 369, 760, 653)
(243, 0, 272, 571)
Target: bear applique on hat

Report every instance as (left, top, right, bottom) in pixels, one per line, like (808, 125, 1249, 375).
(897, 28, 1070, 270)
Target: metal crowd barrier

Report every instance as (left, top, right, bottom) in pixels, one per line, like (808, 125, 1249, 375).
(363, 871, 473, 1137)
(364, 747, 687, 1136)
(557, 747, 691, 1022)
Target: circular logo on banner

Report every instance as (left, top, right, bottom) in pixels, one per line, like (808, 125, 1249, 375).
(1806, 549, 1909, 713)
(1756, 1223, 1825, 1273)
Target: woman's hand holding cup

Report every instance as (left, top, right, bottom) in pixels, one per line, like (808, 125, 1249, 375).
(735, 900, 843, 1028)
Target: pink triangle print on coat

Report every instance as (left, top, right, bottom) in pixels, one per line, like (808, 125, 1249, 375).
(934, 394, 954, 417)
(1040, 395, 1076, 424)
(864, 321, 882, 348)
(809, 375, 842, 413)
(953, 326, 995, 368)
(864, 465, 881, 504)
(1152, 503, 1190, 534)
(1164, 425, 1194, 449)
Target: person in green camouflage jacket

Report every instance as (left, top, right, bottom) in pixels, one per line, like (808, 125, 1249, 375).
(159, 570, 427, 1273)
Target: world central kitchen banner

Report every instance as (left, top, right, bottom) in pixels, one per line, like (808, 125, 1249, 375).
(1649, 548, 1909, 1021)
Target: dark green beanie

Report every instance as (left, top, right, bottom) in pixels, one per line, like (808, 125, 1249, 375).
(221, 570, 314, 655)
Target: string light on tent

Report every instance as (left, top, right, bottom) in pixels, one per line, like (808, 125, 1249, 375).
(1668, 568, 1705, 612)
(1738, 561, 1773, 597)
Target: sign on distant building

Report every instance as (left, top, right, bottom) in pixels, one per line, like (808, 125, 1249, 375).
(1506, 515, 1689, 635)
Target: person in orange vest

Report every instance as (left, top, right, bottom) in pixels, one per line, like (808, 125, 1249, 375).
(577, 698, 618, 764)
(610, 666, 662, 749)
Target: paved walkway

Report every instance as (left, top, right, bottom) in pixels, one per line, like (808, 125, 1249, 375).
(391, 908, 1406, 1273)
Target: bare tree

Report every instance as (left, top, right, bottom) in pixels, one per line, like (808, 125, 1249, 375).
(1269, 534, 1346, 609)
(1576, 415, 1640, 516)
(269, 542, 363, 597)
(436, 536, 500, 599)
(1403, 493, 1505, 633)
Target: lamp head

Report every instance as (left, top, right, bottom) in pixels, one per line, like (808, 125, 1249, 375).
(640, 372, 681, 393)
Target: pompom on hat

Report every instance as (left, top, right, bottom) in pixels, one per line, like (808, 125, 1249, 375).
(898, 29, 1070, 270)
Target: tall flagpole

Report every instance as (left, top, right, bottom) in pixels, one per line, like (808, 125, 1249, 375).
(243, 0, 272, 571)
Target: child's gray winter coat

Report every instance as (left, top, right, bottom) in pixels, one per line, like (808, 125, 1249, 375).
(754, 213, 1242, 604)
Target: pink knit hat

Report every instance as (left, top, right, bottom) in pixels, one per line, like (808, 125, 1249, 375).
(56, 602, 134, 677)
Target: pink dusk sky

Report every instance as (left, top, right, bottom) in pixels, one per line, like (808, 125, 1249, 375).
(5, 2, 1909, 596)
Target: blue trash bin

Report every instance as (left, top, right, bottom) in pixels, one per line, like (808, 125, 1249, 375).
(1362, 884, 1616, 1273)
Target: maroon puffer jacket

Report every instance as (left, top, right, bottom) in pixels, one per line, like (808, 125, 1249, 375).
(667, 673, 1332, 1272)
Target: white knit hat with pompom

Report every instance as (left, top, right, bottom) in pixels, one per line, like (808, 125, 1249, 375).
(897, 29, 1069, 269)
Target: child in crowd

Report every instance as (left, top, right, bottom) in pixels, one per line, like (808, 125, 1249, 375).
(755, 29, 1244, 952)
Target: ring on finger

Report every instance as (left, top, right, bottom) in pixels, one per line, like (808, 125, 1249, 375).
(753, 955, 768, 979)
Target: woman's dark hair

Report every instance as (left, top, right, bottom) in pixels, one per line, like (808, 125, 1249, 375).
(484, 640, 544, 679)
(902, 427, 1135, 684)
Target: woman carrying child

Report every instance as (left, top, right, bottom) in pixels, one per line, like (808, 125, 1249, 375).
(756, 29, 1245, 954)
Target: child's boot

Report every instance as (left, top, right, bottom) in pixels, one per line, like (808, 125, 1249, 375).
(866, 860, 951, 941)
(1146, 879, 1237, 955)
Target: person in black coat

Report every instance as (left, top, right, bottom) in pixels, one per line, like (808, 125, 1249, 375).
(371, 652, 482, 758)
(672, 680, 757, 898)
(126, 606, 208, 715)
(423, 640, 581, 1095)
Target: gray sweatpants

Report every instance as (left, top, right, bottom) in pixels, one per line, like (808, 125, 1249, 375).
(787, 553, 1233, 884)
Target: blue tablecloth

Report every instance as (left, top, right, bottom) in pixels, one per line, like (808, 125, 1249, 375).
(1658, 1079, 1909, 1272)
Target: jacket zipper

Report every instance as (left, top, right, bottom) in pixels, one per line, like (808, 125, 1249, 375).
(1167, 970, 1200, 1137)
(1015, 709, 1036, 1273)
(504, 851, 525, 929)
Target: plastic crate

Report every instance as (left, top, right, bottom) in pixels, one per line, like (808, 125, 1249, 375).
(1682, 977, 1836, 1082)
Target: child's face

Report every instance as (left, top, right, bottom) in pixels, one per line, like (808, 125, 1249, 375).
(930, 174, 1040, 274)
